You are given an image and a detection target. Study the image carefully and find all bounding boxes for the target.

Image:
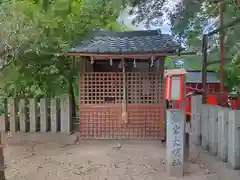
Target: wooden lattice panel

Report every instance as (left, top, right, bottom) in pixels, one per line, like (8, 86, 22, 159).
(79, 72, 123, 104)
(80, 72, 164, 104)
(126, 72, 164, 103)
(79, 104, 164, 139)
(79, 72, 165, 139)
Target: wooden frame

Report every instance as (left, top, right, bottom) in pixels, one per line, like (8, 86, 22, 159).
(65, 51, 196, 58)
(78, 56, 166, 139)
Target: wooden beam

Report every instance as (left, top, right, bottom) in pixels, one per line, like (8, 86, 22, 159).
(206, 17, 240, 36)
(219, 0, 225, 92)
(92, 56, 151, 60)
(65, 51, 197, 58)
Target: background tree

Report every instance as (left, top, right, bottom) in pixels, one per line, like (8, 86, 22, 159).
(129, 0, 240, 93)
(0, 0, 128, 114)
(0, 1, 43, 179)
(0, 0, 128, 179)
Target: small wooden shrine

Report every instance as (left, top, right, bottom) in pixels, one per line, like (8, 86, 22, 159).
(66, 29, 181, 139)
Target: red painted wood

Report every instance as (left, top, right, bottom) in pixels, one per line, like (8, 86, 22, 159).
(79, 72, 165, 139)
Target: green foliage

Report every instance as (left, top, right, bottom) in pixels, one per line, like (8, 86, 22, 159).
(130, 0, 240, 92)
(224, 51, 240, 93)
(0, 0, 127, 98)
(0, 1, 41, 66)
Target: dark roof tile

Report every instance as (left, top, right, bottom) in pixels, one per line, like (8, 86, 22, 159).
(69, 29, 182, 53)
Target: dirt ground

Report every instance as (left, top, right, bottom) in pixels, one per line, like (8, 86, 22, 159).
(2, 133, 216, 180)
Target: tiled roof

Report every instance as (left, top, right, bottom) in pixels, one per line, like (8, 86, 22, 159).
(186, 70, 219, 83)
(68, 29, 182, 54)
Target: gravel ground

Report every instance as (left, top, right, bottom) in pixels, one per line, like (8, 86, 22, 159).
(2, 133, 216, 180)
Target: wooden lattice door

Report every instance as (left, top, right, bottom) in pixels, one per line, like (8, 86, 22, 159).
(79, 71, 165, 140)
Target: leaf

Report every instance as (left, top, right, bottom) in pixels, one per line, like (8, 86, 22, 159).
(0, 0, 129, 97)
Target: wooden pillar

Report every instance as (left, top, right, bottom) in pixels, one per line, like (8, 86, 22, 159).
(159, 56, 165, 138)
(202, 35, 208, 104)
(219, 1, 225, 92)
(121, 58, 128, 124)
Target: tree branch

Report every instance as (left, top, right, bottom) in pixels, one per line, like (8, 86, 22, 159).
(0, 60, 13, 71)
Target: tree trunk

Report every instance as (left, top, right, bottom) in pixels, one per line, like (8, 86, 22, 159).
(0, 134, 6, 180)
(69, 82, 76, 118)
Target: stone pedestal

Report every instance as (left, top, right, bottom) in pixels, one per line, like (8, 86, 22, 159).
(19, 99, 27, 132)
(40, 98, 48, 132)
(209, 106, 219, 155)
(60, 94, 72, 133)
(201, 105, 209, 150)
(228, 110, 240, 169)
(51, 98, 59, 132)
(217, 108, 229, 162)
(166, 109, 185, 177)
(8, 98, 17, 132)
(29, 99, 37, 132)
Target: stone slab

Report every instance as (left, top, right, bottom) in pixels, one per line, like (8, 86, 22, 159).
(201, 105, 210, 150)
(166, 109, 185, 177)
(40, 98, 48, 132)
(19, 99, 27, 132)
(50, 98, 59, 132)
(29, 99, 37, 132)
(8, 98, 17, 132)
(217, 108, 229, 162)
(209, 106, 219, 155)
(228, 110, 240, 169)
(60, 95, 72, 133)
